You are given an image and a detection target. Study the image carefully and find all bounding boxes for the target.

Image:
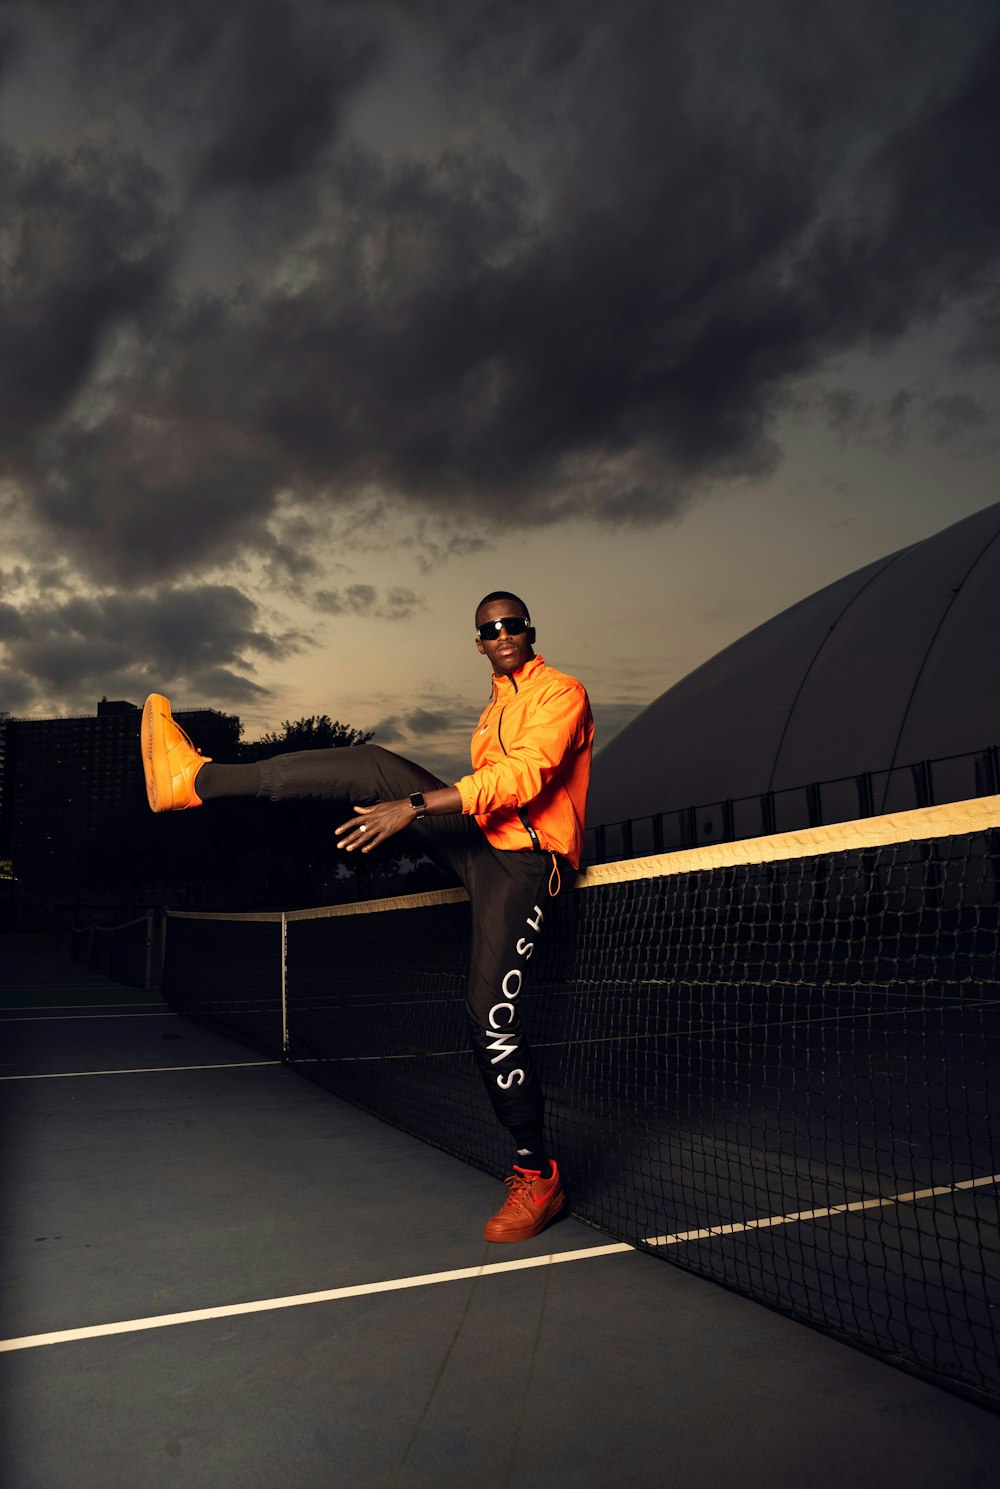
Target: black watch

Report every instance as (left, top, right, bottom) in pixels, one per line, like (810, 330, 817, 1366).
(409, 791, 427, 819)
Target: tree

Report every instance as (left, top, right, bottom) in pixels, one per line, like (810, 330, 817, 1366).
(237, 714, 413, 904)
(241, 715, 372, 761)
(98, 713, 411, 914)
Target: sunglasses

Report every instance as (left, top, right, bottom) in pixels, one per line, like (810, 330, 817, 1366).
(476, 616, 532, 641)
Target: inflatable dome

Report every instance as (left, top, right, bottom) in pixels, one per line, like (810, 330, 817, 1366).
(587, 501, 1000, 829)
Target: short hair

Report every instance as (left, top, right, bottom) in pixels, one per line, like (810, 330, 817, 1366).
(475, 590, 530, 620)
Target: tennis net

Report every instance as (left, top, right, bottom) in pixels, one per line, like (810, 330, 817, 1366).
(161, 796, 1000, 1408)
(71, 910, 156, 990)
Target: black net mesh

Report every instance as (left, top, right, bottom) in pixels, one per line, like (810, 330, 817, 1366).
(70, 914, 152, 990)
(160, 817, 1000, 1407)
(162, 914, 284, 1053)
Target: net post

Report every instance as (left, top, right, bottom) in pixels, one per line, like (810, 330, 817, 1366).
(806, 782, 822, 827)
(975, 746, 999, 798)
(681, 806, 697, 848)
(910, 759, 932, 809)
(144, 909, 154, 992)
(280, 912, 289, 1058)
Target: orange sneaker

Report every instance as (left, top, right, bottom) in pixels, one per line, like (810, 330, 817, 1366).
(141, 694, 211, 812)
(483, 1162, 565, 1243)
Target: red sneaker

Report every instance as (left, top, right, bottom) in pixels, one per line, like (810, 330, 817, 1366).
(483, 1162, 565, 1243)
(141, 694, 211, 813)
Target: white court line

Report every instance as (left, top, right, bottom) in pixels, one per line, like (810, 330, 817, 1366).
(0, 985, 141, 993)
(0, 1060, 283, 1082)
(2, 1172, 997, 1354)
(0, 1012, 178, 1023)
(0, 1245, 631, 1352)
(1, 1002, 163, 1012)
(642, 1173, 1000, 1246)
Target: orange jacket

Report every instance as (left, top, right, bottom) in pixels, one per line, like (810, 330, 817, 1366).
(455, 655, 594, 869)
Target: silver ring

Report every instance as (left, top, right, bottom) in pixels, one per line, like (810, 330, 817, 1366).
(359, 824, 367, 833)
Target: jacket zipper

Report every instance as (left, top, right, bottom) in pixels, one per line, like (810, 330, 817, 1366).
(496, 690, 541, 853)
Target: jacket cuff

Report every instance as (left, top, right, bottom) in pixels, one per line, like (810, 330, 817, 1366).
(455, 775, 478, 814)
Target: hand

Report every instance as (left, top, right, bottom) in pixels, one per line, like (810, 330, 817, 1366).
(335, 800, 414, 854)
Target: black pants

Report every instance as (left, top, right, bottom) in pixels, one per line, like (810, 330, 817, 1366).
(257, 744, 558, 1132)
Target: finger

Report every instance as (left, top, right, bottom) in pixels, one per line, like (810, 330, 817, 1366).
(339, 820, 377, 850)
(337, 805, 374, 834)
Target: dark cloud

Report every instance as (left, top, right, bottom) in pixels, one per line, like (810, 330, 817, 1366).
(407, 528, 488, 574)
(0, 144, 172, 447)
(193, 1, 383, 190)
(403, 707, 454, 736)
(26, 410, 282, 585)
(314, 584, 377, 616)
(820, 389, 868, 437)
(0, 669, 37, 713)
(847, 31, 1000, 338)
(958, 288, 1000, 364)
(19, 0, 384, 189)
(369, 713, 404, 744)
(368, 687, 641, 781)
(0, 584, 310, 713)
(812, 384, 990, 452)
(258, 512, 330, 590)
(813, 386, 914, 447)
(367, 696, 475, 779)
(925, 393, 989, 447)
(0, 18, 20, 80)
(312, 584, 420, 620)
(0, 601, 28, 640)
(0, 566, 31, 594)
(2, 0, 999, 598)
(384, 587, 420, 619)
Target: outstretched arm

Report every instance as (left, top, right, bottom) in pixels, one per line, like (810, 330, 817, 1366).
(335, 786, 463, 854)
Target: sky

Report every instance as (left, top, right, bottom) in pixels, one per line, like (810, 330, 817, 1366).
(1, 0, 998, 783)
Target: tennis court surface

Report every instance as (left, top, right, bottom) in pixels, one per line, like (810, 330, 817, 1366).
(4, 939, 1000, 1489)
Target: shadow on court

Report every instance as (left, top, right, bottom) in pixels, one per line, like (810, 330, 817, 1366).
(3, 949, 1000, 1489)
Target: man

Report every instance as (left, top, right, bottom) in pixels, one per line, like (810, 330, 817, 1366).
(142, 590, 594, 1242)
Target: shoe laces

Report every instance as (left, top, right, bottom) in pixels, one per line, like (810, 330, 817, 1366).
(171, 718, 203, 757)
(497, 1169, 537, 1215)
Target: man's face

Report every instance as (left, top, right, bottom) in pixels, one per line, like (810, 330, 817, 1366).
(475, 598, 535, 678)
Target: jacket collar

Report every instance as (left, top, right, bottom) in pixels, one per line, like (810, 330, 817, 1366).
(492, 654, 545, 697)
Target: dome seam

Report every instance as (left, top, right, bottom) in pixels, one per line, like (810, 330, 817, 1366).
(765, 546, 910, 795)
(876, 513, 1000, 811)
